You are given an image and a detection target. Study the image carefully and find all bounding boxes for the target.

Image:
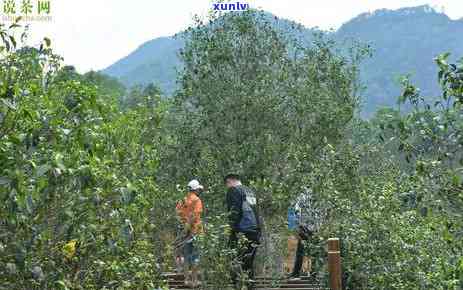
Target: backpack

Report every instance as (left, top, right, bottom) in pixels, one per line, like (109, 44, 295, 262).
(238, 186, 260, 232)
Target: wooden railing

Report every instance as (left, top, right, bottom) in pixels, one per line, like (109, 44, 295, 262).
(327, 238, 342, 290)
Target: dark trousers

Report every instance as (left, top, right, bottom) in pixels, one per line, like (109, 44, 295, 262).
(230, 231, 260, 283)
(291, 237, 305, 277)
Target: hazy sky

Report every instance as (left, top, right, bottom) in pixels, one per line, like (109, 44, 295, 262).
(17, 0, 463, 72)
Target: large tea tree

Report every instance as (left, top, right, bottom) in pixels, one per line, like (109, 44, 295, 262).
(162, 10, 368, 208)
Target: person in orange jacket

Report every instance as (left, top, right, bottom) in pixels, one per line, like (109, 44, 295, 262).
(176, 179, 204, 288)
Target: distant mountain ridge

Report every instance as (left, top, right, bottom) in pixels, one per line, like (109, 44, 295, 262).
(337, 5, 463, 115)
(102, 5, 463, 117)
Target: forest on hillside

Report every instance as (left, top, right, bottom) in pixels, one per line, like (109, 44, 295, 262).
(1, 9, 463, 290)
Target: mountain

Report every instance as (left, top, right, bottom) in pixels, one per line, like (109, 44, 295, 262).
(339, 5, 463, 115)
(102, 5, 463, 117)
(102, 36, 184, 95)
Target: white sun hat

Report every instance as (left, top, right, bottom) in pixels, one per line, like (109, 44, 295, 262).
(187, 179, 204, 191)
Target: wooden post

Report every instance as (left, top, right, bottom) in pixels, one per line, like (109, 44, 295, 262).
(327, 238, 342, 290)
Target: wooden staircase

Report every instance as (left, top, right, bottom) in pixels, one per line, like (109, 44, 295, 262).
(163, 238, 342, 290)
(162, 272, 327, 289)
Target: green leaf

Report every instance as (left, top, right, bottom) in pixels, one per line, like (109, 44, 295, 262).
(452, 174, 461, 186)
(64, 208, 74, 218)
(438, 70, 444, 81)
(22, 108, 35, 121)
(0, 176, 11, 185)
(1, 99, 17, 110)
(8, 23, 20, 29)
(9, 36, 16, 48)
(44, 37, 51, 47)
(55, 280, 70, 290)
(26, 195, 34, 214)
(36, 164, 51, 177)
(54, 153, 66, 170)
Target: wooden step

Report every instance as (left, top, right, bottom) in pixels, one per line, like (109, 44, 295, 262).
(162, 272, 325, 290)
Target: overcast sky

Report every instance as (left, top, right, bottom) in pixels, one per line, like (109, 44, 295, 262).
(19, 0, 463, 72)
